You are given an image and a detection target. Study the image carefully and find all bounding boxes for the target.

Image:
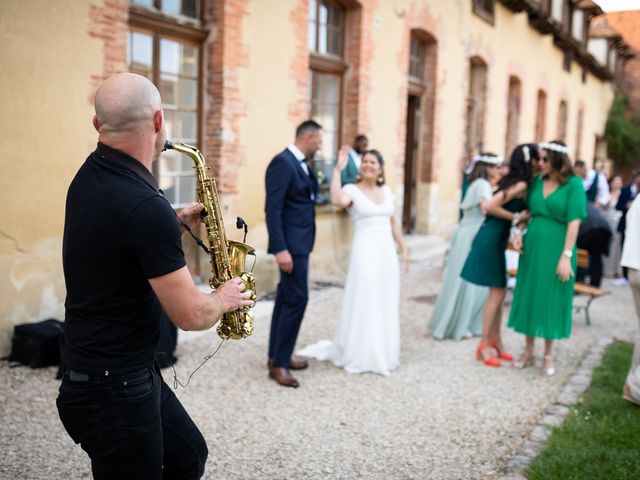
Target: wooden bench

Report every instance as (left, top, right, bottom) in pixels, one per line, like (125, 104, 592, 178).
(506, 248, 609, 325)
(573, 248, 609, 326)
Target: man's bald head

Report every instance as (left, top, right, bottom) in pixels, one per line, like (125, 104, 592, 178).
(94, 73, 162, 133)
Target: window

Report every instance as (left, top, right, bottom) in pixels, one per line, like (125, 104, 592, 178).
(465, 58, 488, 161)
(409, 36, 426, 84)
(128, 1, 205, 208)
(557, 100, 568, 142)
(308, 0, 344, 58)
(505, 76, 521, 159)
(535, 89, 547, 142)
(473, 0, 495, 24)
(308, 0, 346, 201)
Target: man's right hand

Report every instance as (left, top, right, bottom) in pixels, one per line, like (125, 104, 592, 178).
(213, 277, 254, 313)
(275, 250, 294, 273)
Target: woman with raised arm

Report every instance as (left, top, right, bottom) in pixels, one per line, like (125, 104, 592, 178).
(297, 146, 407, 375)
(461, 144, 538, 367)
(429, 153, 503, 340)
(508, 140, 586, 376)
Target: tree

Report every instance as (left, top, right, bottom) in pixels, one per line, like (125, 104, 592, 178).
(605, 94, 640, 164)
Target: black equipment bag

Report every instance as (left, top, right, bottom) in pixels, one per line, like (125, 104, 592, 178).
(7, 319, 64, 368)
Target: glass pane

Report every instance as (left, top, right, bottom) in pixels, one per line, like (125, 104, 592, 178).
(129, 31, 152, 71)
(178, 176, 196, 204)
(160, 151, 179, 172)
(181, 111, 197, 140)
(180, 78, 197, 108)
(163, 0, 180, 15)
(181, 156, 195, 172)
(159, 175, 177, 204)
(160, 39, 180, 74)
(164, 110, 177, 139)
(318, 3, 328, 54)
(315, 73, 339, 104)
(160, 74, 179, 106)
(130, 0, 154, 7)
(181, 0, 197, 18)
(181, 44, 198, 74)
(315, 105, 338, 132)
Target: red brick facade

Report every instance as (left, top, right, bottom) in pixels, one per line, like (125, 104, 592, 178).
(87, 0, 128, 101)
(605, 11, 640, 118)
(203, 0, 250, 200)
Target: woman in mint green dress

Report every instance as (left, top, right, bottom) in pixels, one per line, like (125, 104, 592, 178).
(461, 144, 538, 367)
(508, 141, 587, 376)
(429, 155, 502, 340)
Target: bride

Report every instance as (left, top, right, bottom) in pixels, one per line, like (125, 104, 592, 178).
(298, 146, 408, 375)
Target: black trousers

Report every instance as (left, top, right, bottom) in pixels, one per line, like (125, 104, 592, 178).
(56, 364, 208, 480)
(268, 254, 309, 369)
(577, 228, 611, 288)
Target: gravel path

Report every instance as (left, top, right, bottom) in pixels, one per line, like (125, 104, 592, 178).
(0, 255, 636, 480)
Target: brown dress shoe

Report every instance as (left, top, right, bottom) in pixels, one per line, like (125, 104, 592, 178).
(268, 366, 299, 388)
(289, 358, 309, 370)
(267, 358, 309, 370)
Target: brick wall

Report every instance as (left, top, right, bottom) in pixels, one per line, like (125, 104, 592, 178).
(203, 0, 250, 201)
(87, 0, 128, 102)
(605, 11, 640, 117)
(288, 0, 310, 126)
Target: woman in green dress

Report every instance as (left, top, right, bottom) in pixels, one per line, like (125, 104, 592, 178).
(429, 154, 502, 340)
(508, 141, 587, 376)
(461, 144, 538, 367)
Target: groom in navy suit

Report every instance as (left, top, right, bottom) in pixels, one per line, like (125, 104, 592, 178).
(265, 120, 322, 388)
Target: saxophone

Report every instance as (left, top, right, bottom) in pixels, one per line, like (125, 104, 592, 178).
(163, 141, 256, 340)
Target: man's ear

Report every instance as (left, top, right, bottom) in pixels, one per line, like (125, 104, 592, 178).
(92, 115, 100, 132)
(154, 110, 163, 133)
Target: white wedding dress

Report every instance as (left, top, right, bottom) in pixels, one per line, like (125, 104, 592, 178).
(298, 183, 400, 375)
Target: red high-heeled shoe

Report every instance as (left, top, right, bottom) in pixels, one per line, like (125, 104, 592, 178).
(476, 341, 501, 367)
(489, 338, 514, 362)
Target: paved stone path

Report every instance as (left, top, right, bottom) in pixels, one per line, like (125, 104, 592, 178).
(0, 252, 636, 479)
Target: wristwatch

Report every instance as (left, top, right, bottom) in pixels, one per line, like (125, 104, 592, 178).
(562, 249, 573, 259)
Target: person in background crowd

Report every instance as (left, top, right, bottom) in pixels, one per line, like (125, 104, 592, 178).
(429, 153, 502, 341)
(621, 194, 640, 406)
(298, 147, 407, 375)
(615, 169, 640, 286)
(577, 202, 612, 288)
(574, 160, 610, 208)
(461, 144, 537, 367)
(604, 175, 623, 278)
(340, 134, 369, 186)
(265, 120, 322, 388)
(508, 141, 586, 377)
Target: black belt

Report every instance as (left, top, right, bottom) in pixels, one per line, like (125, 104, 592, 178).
(65, 367, 150, 383)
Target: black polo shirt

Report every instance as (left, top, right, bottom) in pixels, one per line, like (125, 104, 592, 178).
(61, 142, 186, 374)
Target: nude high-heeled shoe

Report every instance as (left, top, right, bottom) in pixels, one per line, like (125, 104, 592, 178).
(513, 350, 535, 369)
(541, 355, 556, 377)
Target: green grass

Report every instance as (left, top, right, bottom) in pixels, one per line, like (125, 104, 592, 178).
(526, 341, 640, 480)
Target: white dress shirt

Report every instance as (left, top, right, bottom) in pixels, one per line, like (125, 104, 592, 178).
(583, 169, 610, 206)
(287, 144, 309, 176)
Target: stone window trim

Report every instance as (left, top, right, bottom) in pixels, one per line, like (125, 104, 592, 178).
(473, 0, 496, 26)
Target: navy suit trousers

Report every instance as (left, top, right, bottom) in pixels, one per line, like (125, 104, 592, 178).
(269, 254, 309, 368)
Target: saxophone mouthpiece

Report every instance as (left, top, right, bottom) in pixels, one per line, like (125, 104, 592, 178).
(163, 140, 174, 151)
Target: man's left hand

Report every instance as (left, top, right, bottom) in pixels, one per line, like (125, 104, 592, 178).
(177, 202, 204, 234)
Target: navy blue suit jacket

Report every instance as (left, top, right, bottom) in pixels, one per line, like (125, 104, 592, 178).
(616, 185, 635, 233)
(265, 149, 317, 256)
